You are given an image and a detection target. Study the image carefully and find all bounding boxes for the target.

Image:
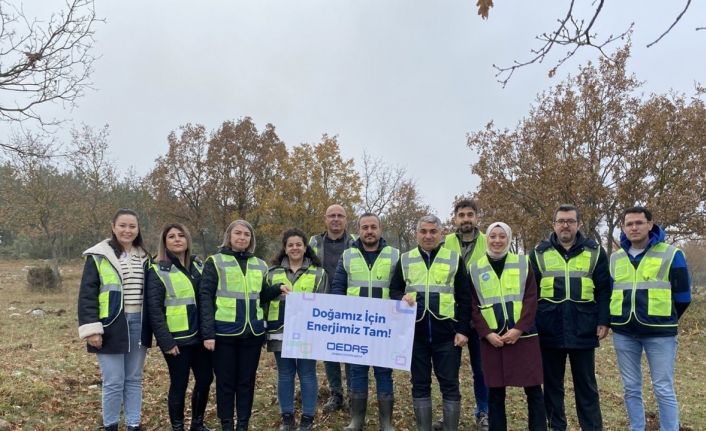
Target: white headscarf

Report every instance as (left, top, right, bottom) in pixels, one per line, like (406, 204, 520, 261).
(486, 221, 512, 259)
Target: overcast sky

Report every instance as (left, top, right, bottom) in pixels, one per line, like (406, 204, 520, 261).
(15, 0, 706, 217)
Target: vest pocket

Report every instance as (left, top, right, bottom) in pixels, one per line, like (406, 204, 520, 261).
(215, 297, 236, 322)
(166, 305, 189, 332)
(647, 289, 671, 316)
(609, 290, 623, 316)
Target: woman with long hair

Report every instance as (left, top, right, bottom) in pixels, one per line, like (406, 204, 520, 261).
(266, 228, 328, 431)
(77, 208, 151, 431)
(199, 220, 285, 431)
(469, 222, 547, 431)
(146, 223, 213, 431)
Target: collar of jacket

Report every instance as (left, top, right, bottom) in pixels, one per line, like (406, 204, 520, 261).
(83, 239, 147, 281)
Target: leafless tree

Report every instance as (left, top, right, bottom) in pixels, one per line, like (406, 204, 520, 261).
(0, 0, 100, 154)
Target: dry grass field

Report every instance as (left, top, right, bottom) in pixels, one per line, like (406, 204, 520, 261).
(1, 259, 705, 430)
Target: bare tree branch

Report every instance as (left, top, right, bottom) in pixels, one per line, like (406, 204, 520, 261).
(646, 0, 692, 48)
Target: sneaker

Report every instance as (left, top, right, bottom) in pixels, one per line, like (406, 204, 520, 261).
(322, 392, 344, 413)
(476, 412, 489, 431)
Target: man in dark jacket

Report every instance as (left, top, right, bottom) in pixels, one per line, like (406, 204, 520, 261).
(308, 204, 356, 413)
(529, 204, 611, 431)
(390, 215, 472, 431)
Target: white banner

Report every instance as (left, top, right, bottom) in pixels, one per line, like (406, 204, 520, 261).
(281, 293, 417, 371)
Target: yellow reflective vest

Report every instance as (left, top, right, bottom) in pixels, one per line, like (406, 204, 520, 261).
(342, 246, 400, 299)
(92, 255, 123, 327)
(401, 247, 459, 322)
(266, 264, 325, 333)
(152, 262, 198, 339)
(209, 253, 268, 336)
(443, 232, 487, 271)
(470, 253, 536, 336)
(610, 243, 679, 328)
(535, 247, 598, 303)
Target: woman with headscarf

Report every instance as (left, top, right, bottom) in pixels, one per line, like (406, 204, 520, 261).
(146, 223, 213, 431)
(77, 208, 151, 431)
(199, 220, 286, 431)
(266, 228, 328, 431)
(468, 222, 547, 431)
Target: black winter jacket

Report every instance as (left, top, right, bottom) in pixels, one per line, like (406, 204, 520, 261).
(529, 232, 611, 349)
(77, 239, 153, 354)
(146, 253, 203, 353)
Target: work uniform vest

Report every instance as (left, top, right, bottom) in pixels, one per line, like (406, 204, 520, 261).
(92, 255, 123, 327)
(535, 246, 598, 303)
(342, 246, 400, 298)
(443, 232, 487, 271)
(610, 243, 678, 328)
(210, 253, 268, 336)
(470, 253, 535, 336)
(152, 262, 198, 339)
(401, 247, 459, 322)
(309, 233, 356, 259)
(266, 265, 325, 333)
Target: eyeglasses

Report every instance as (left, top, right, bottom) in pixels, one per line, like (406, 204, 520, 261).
(624, 220, 648, 228)
(553, 219, 578, 226)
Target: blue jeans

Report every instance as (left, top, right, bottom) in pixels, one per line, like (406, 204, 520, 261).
(349, 364, 393, 396)
(613, 332, 679, 431)
(97, 312, 147, 427)
(274, 352, 318, 416)
(468, 328, 489, 415)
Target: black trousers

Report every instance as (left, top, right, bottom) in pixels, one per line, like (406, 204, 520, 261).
(488, 386, 546, 431)
(541, 347, 603, 431)
(410, 337, 461, 401)
(163, 343, 214, 417)
(213, 335, 264, 423)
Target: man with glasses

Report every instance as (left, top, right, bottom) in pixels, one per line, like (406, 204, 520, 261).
(309, 204, 356, 413)
(529, 204, 611, 431)
(610, 206, 691, 431)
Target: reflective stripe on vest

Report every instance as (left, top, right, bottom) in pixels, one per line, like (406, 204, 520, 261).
(609, 243, 678, 327)
(211, 253, 268, 336)
(470, 254, 531, 335)
(342, 246, 400, 298)
(535, 247, 598, 303)
(266, 266, 324, 333)
(401, 247, 459, 321)
(153, 263, 198, 338)
(92, 256, 123, 327)
(443, 232, 487, 271)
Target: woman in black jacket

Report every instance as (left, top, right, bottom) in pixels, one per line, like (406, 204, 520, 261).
(147, 223, 213, 431)
(77, 208, 151, 431)
(199, 219, 285, 431)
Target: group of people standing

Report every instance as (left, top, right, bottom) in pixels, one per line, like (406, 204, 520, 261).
(77, 198, 691, 431)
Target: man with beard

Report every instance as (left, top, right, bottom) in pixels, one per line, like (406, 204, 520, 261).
(529, 204, 611, 431)
(309, 204, 356, 412)
(331, 213, 400, 431)
(437, 199, 489, 431)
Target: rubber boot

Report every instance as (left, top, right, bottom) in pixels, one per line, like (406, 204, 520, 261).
(297, 415, 314, 431)
(190, 390, 213, 431)
(413, 397, 433, 431)
(377, 393, 395, 431)
(169, 398, 186, 431)
(441, 399, 460, 431)
(343, 392, 368, 431)
(220, 419, 235, 431)
(235, 420, 248, 431)
(279, 413, 296, 431)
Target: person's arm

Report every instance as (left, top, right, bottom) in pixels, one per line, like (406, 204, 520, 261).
(77, 256, 104, 342)
(199, 258, 218, 344)
(388, 261, 405, 300)
(528, 248, 543, 291)
(453, 258, 472, 337)
(146, 265, 176, 353)
(670, 249, 691, 319)
(330, 259, 348, 295)
(593, 246, 612, 339)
